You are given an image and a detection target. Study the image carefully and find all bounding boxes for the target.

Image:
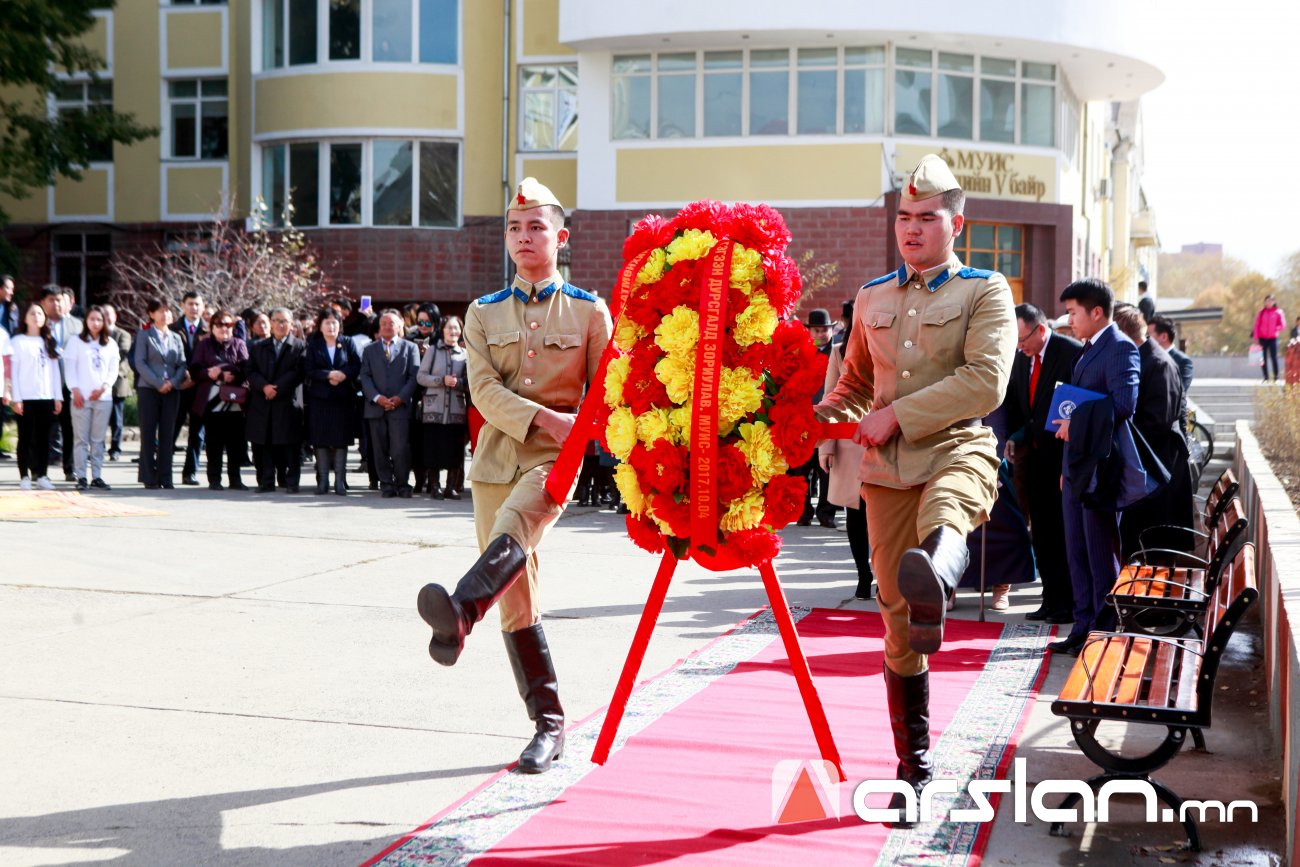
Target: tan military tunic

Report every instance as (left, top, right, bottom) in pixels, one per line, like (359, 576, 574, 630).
(464, 272, 612, 631)
(817, 254, 1016, 488)
(817, 255, 1015, 676)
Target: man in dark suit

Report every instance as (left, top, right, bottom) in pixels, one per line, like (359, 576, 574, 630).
(1049, 278, 1141, 655)
(246, 307, 306, 492)
(41, 285, 83, 480)
(176, 291, 208, 484)
(1148, 315, 1193, 430)
(1116, 305, 1193, 557)
(999, 303, 1082, 623)
(359, 309, 420, 497)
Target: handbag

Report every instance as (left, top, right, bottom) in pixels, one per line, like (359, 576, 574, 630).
(1248, 342, 1264, 367)
(219, 384, 248, 405)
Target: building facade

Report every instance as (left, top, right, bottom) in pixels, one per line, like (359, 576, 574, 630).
(2, 0, 1164, 317)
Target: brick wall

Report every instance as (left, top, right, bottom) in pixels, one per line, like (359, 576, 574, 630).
(567, 205, 893, 311)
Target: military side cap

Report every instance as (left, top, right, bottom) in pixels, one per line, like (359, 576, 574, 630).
(509, 177, 563, 212)
(902, 154, 961, 202)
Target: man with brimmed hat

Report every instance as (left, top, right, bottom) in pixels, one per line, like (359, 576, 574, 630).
(816, 153, 1016, 825)
(796, 307, 838, 528)
(416, 177, 612, 774)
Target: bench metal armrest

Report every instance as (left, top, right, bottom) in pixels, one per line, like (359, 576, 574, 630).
(1130, 547, 1208, 568)
(1076, 632, 1204, 686)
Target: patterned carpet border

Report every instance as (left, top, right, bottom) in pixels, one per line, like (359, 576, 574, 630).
(875, 621, 1054, 867)
(367, 607, 806, 867)
(0, 491, 164, 520)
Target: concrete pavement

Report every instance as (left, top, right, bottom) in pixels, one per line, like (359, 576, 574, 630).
(0, 444, 1282, 865)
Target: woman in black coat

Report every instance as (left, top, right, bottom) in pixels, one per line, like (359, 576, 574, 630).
(304, 309, 362, 495)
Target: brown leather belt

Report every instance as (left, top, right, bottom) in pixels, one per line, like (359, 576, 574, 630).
(547, 405, 578, 414)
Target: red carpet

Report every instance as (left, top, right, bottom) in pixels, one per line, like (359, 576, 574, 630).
(367, 609, 1052, 867)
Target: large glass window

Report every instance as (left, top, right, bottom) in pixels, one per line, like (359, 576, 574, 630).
(958, 223, 1024, 302)
(894, 47, 931, 136)
(261, 0, 458, 68)
(328, 142, 362, 224)
(52, 233, 112, 307)
(796, 48, 836, 135)
(748, 49, 789, 136)
(520, 65, 578, 151)
(843, 46, 885, 134)
(54, 81, 115, 162)
(936, 52, 973, 140)
(261, 139, 459, 228)
(656, 53, 695, 139)
(702, 51, 742, 137)
(979, 57, 1016, 143)
(611, 54, 651, 140)
(168, 79, 228, 159)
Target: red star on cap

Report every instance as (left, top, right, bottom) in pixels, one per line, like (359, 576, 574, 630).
(516, 193, 527, 205)
(908, 183, 917, 196)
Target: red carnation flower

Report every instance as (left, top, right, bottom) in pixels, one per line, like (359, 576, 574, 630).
(717, 442, 755, 503)
(629, 440, 688, 495)
(768, 399, 820, 466)
(727, 527, 782, 566)
(673, 199, 732, 233)
(728, 203, 792, 256)
(648, 491, 691, 538)
(762, 473, 807, 529)
(762, 253, 803, 317)
(626, 512, 665, 554)
(623, 285, 665, 330)
(782, 356, 829, 402)
(723, 339, 769, 376)
(766, 320, 819, 383)
(623, 346, 671, 414)
(622, 213, 676, 261)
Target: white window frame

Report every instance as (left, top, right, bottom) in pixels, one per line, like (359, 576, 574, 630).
(518, 64, 578, 152)
(164, 78, 229, 160)
(51, 80, 115, 165)
(257, 0, 460, 72)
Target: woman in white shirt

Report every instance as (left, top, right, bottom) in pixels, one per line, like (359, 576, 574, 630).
(9, 303, 64, 490)
(66, 305, 121, 490)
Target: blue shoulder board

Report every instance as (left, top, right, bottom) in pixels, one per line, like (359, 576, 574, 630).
(476, 288, 513, 305)
(956, 267, 996, 280)
(862, 265, 906, 289)
(560, 283, 598, 302)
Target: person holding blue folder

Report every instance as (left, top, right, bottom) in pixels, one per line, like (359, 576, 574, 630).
(1049, 278, 1140, 655)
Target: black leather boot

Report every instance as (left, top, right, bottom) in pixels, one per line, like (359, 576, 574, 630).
(884, 667, 932, 828)
(417, 535, 527, 666)
(314, 448, 329, 494)
(504, 624, 565, 774)
(898, 526, 969, 654)
(332, 449, 348, 496)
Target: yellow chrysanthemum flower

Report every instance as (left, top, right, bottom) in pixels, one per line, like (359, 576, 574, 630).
(613, 317, 646, 352)
(606, 406, 638, 461)
(636, 407, 674, 446)
(718, 366, 765, 429)
(654, 305, 700, 356)
(729, 245, 764, 295)
(604, 355, 631, 408)
(655, 352, 696, 405)
(720, 488, 766, 532)
(636, 248, 668, 285)
(665, 229, 718, 264)
(737, 421, 789, 486)
(668, 406, 693, 444)
(732, 293, 778, 347)
(614, 462, 647, 517)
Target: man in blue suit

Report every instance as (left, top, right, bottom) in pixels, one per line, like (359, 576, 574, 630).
(1050, 278, 1140, 655)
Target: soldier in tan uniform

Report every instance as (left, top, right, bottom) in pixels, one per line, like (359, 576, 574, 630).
(817, 155, 1016, 824)
(417, 178, 612, 774)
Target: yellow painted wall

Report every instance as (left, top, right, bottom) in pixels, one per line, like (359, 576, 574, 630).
(113, 0, 162, 222)
(0, 85, 47, 221)
(255, 73, 458, 134)
(463, 1, 505, 215)
(53, 169, 111, 217)
(521, 0, 572, 57)
(57, 13, 110, 73)
(521, 158, 576, 209)
(616, 144, 884, 203)
(166, 9, 225, 71)
(167, 165, 226, 216)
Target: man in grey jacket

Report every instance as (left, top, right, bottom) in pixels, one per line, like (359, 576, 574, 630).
(359, 309, 420, 498)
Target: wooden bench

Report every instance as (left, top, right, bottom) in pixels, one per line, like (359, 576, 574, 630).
(1109, 496, 1248, 639)
(1049, 543, 1258, 851)
(1133, 468, 1239, 558)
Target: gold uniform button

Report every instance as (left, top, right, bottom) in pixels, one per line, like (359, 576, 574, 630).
(523, 377, 534, 386)
(908, 309, 917, 317)
(904, 340, 913, 348)
(529, 322, 539, 330)
(901, 370, 912, 379)
(528, 350, 537, 358)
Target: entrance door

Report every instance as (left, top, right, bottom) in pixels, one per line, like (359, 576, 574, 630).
(959, 223, 1023, 303)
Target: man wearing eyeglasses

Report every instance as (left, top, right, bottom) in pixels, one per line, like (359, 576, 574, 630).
(998, 303, 1082, 624)
(246, 307, 307, 493)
